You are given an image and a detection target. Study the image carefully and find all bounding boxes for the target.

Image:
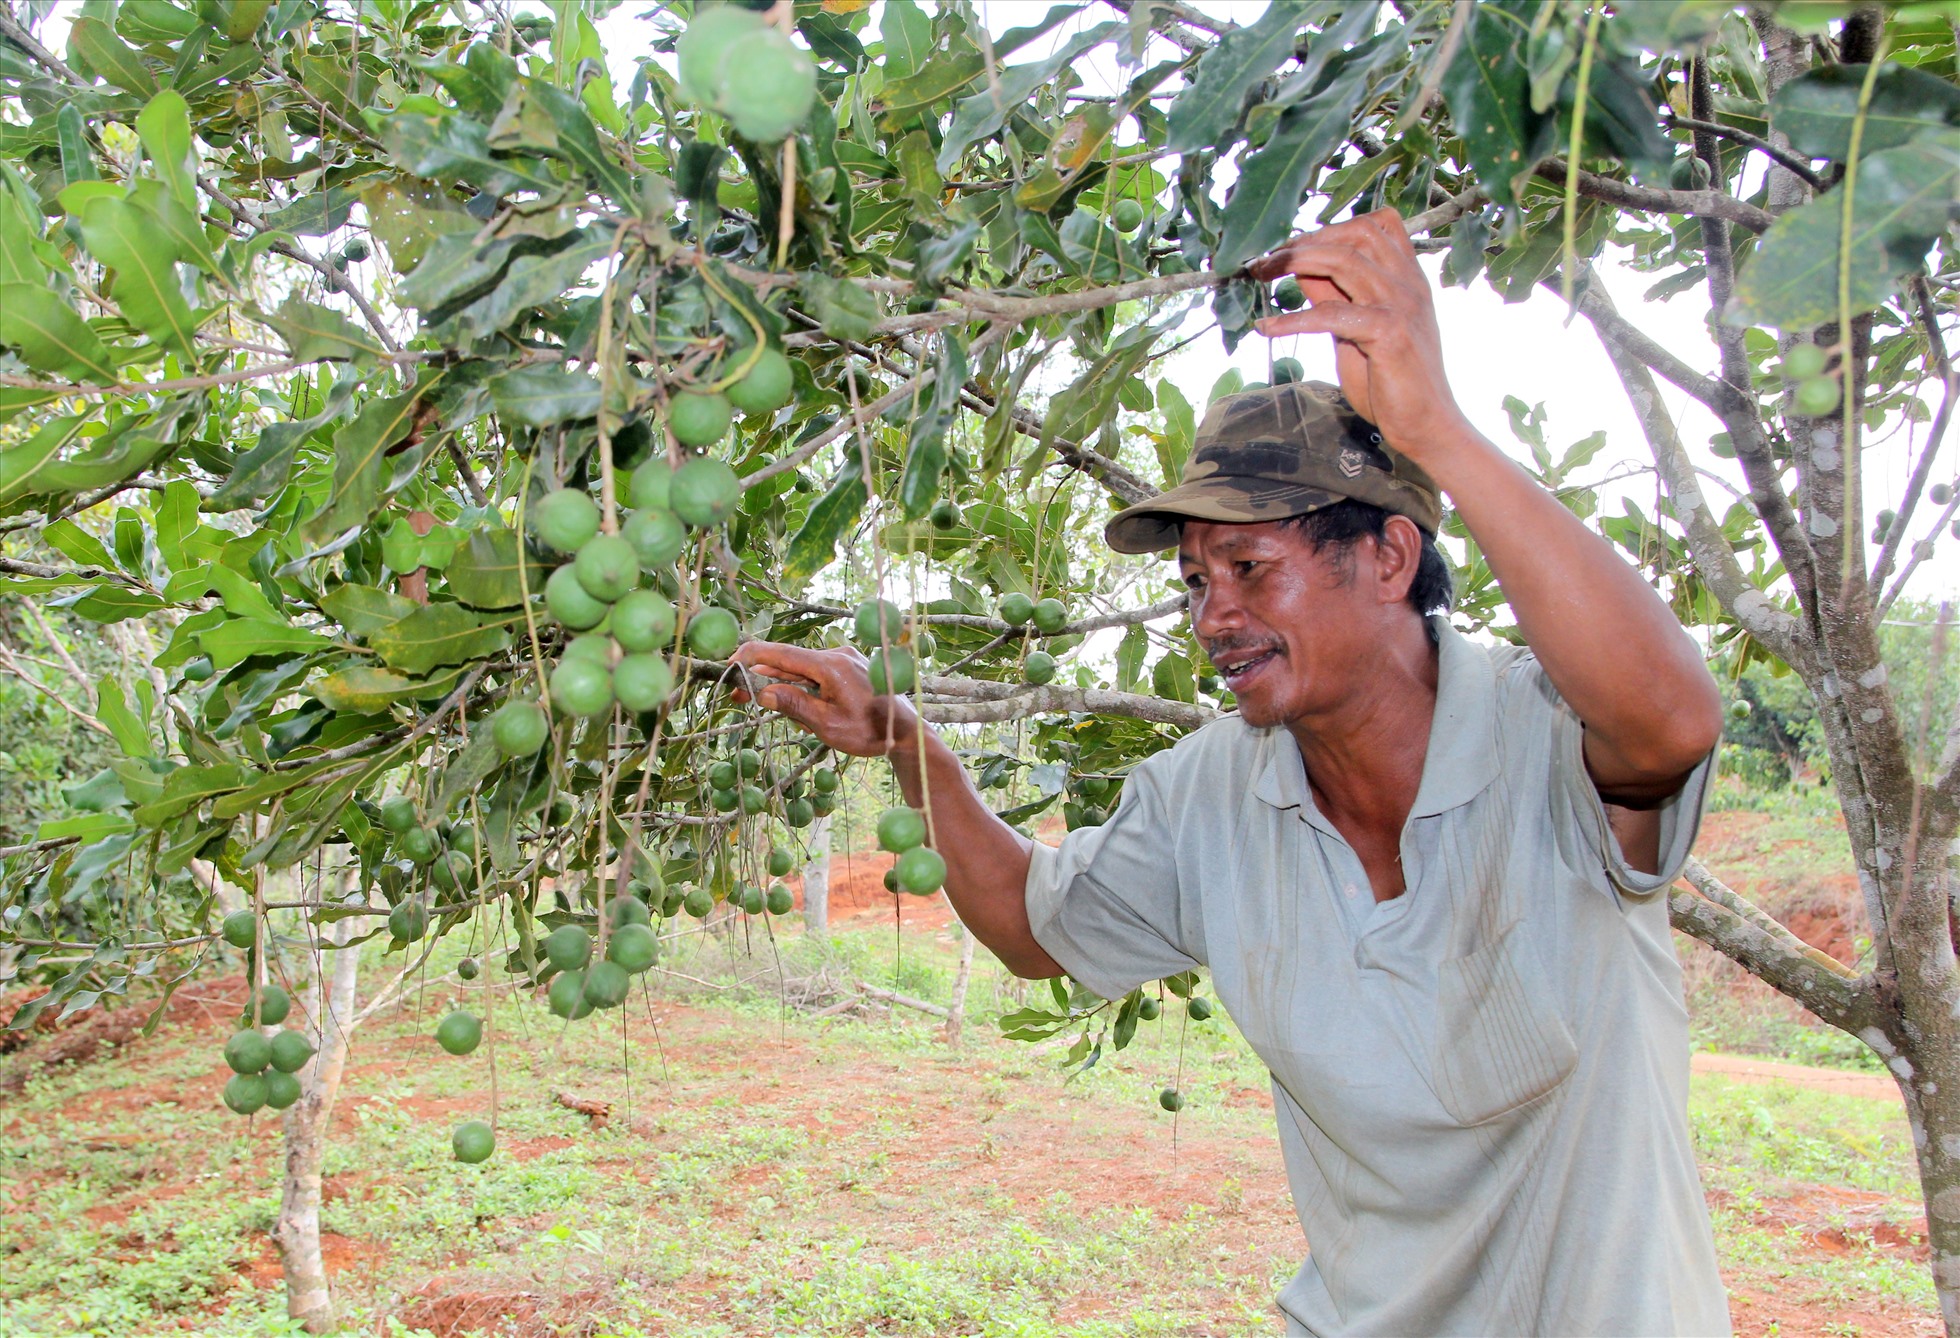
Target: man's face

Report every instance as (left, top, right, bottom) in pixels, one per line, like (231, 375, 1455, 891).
(1178, 518, 1391, 730)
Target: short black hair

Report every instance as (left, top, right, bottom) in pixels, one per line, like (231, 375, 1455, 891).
(1278, 500, 1455, 618)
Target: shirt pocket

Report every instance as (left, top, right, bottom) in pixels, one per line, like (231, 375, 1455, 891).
(1430, 919, 1577, 1126)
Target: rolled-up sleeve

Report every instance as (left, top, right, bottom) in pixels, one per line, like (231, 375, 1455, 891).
(1501, 653, 1713, 898)
(1024, 751, 1202, 1001)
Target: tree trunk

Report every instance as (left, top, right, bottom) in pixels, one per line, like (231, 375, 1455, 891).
(271, 869, 361, 1333)
(943, 900, 976, 1046)
(801, 814, 831, 939)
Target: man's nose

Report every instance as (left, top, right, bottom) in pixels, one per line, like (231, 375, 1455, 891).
(1191, 580, 1242, 642)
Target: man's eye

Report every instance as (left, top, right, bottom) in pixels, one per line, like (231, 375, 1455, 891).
(1235, 560, 1257, 577)
(1183, 573, 1205, 590)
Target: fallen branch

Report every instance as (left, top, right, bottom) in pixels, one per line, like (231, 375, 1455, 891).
(554, 1090, 612, 1129)
(857, 982, 949, 1018)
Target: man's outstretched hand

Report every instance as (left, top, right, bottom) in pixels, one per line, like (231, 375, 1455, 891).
(731, 641, 919, 757)
(1248, 209, 1470, 463)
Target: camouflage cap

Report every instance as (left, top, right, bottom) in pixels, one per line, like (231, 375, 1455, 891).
(1104, 380, 1444, 554)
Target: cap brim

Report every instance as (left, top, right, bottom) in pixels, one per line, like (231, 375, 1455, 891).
(1103, 480, 1348, 554)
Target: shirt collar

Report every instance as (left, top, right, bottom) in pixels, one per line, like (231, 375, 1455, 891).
(1250, 617, 1499, 818)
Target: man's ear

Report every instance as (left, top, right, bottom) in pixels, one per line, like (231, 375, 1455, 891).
(1373, 515, 1424, 606)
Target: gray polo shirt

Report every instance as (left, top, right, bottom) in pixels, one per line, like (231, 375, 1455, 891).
(1026, 620, 1731, 1336)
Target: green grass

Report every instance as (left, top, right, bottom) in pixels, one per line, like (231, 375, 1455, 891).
(0, 916, 1938, 1336)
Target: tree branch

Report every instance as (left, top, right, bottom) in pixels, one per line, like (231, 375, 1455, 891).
(1659, 113, 1826, 188)
(1533, 159, 1775, 234)
(1672, 858, 1873, 1031)
(788, 592, 1189, 639)
(919, 673, 1217, 730)
(1577, 276, 1807, 669)
(1871, 283, 1957, 596)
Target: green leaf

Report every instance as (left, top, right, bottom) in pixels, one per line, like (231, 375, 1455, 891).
(369, 603, 515, 675)
(1729, 131, 1960, 331)
(151, 480, 200, 571)
(1439, 0, 1552, 210)
(1155, 379, 1195, 486)
(95, 678, 150, 758)
(784, 456, 866, 585)
(799, 272, 881, 344)
(132, 763, 248, 826)
(134, 91, 197, 212)
(898, 335, 967, 519)
(309, 664, 465, 714)
(449, 229, 611, 339)
(0, 283, 117, 382)
(199, 618, 334, 669)
(43, 518, 117, 570)
(1115, 623, 1147, 693)
(4, 415, 170, 506)
(363, 178, 475, 273)
(368, 106, 559, 197)
(1151, 652, 1194, 703)
(444, 527, 544, 609)
(436, 730, 502, 814)
(1048, 319, 1174, 446)
(1165, 2, 1316, 154)
(320, 583, 420, 640)
(488, 365, 600, 427)
(207, 376, 355, 509)
(997, 1005, 1073, 1040)
(0, 185, 45, 288)
(262, 184, 363, 238)
(262, 297, 388, 363)
(1214, 59, 1376, 271)
(304, 386, 426, 542)
(1771, 65, 1960, 163)
(879, 52, 985, 118)
(937, 23, 1122, 172)
(68, 17, 158, 97)
(56, 584, 168, 623)
(75, 195, 198, 358)
(880, 0, 933, 82)
(164, 564, 281, 623)
(57, 105, 96, 188)
(117, 1, 199, 43)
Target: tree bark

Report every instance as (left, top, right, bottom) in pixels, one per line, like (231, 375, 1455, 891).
(943, 904, 976, 1046)
(801, 814, 831, 940)
(271, 868, 361, 1333)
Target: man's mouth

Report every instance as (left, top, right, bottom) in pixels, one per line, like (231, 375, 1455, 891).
(1211, 646, 1281, 689)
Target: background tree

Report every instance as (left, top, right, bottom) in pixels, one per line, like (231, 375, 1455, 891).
(0, 0, 1954, 1327)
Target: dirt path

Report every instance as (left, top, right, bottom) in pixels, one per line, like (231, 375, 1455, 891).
(1693, 1050, 1903, 1104)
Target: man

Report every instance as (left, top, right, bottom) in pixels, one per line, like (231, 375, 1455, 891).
(734, 211, 1731, 1335)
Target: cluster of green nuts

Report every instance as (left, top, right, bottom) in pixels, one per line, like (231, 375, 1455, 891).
(994, 593, 1074, 686)
(675, 4, 817, 143)
(705, 743, 834, 829)
(528, 363, 788, 720)
(539, 896, 664, 1022)
(875, 804, 946, 896)
(1064, 772, 1119, 830)
(1778, 342, 1841, 418)
(214, 909, 318, 1118)
(371, 795, 478, 940)
(852, 597, 929, 696)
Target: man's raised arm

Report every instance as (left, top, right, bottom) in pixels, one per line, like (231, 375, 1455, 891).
(731, 641, 1064, 977)
(1249, 210, 1724, 804)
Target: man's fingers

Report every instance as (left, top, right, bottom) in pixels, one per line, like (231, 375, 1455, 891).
(1254, 302, 1389, 341)
(732, 639, 846, 688)
(1249, 210, 1421, 282)
(759, 682, 828, 730)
